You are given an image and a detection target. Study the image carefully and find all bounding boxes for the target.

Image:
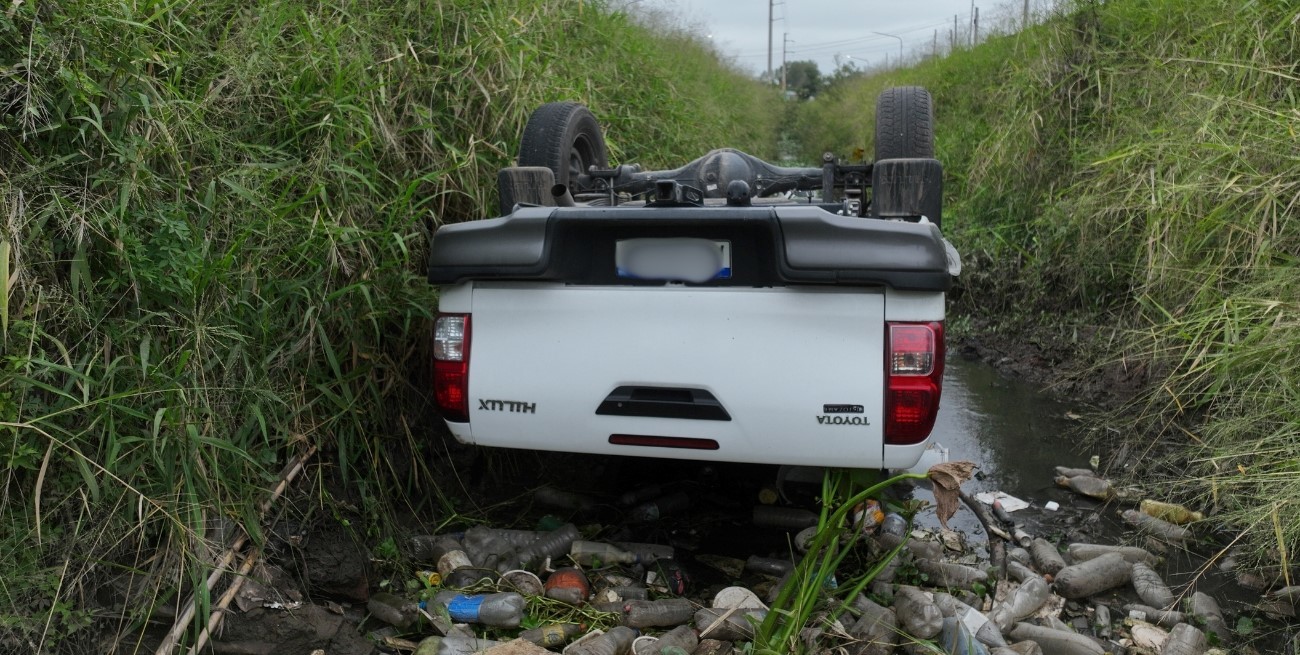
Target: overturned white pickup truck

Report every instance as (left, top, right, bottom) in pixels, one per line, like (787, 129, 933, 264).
(428, 87, 958, 470)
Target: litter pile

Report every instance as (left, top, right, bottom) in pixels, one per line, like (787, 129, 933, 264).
(347, 460, 1289, 655)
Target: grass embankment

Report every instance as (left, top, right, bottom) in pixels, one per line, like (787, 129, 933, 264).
(797, 0, 1300, 569)
(0, 0, 779, 649)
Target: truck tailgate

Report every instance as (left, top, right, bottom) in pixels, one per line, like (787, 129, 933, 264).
(463, 282, 886, 467)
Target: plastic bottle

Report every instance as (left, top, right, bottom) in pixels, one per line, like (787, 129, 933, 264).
(848, 597, 898, 655)
(571, 540, 639, 566)
(462, 526, 516, 570)
(1012, 527, 1033, 548)
(693, 608, 766, 641)
(518, 623, 584, 648)
(1161, 623, 1208, 655)
(431, 591, 527, 628)
(647, 559, 690, 596)
(368, 591, 421, 629)
(1029, 538, 1067, 575)
(1121, 509, 1192, 542)
(614, 541, 675, 563)
(410, 534, 467, 563)
(990, 501, 1014, 526)
(1055, 475, 1114, 500)
(931, 594, 1007, 648)
(744, 555, 794, 576)
(629, 492, 691, 522)
(567, 626, 637, 655)
(1052, 552, 1132, 599)
(1066, 542, 1159, 566)
(1139, 499, 1204, 525)
(619, 484, 667, 506)
(516, 523, 581, 569)
(414, 635, 505, 655)
(437, 549, 474, 578)
(1005, 560, 1037, 583)
(1007, 623, 1103, 655)
(880, 512, 909, 538)
(852, 499, 884, 531)
(938, 616, 992, 655)
(989, 576, 1050, 632)
(915, 559, 988, 588)
(1093, 602, 1112, 639)
(894, 586, 942, 639)
(1189, 591, 1230, 645)
(1130, 562, 1175, 609)
(1053, 466, 1097, 478)
(622, 598, 695, 628)
(544, 567, 591, 605)
(651, 624, 699, 655)
(443, 567, 497, 589)
(751, 505, 819, 530)
(533, 485, 597, 511)
(1123, 603, 1187, 629)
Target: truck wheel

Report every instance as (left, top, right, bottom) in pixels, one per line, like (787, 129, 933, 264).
(874, 86, 934, 161)
(518, 102, 609, 193)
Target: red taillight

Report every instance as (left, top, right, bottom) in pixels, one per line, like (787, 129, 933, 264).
(885, 322, 944, 445)
(433, 314, 470, 422)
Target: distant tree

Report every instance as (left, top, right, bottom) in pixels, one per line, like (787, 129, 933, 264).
(780, 60, 822, 100)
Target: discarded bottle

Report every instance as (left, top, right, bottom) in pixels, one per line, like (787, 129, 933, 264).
(500, 569, 543, 596)
(462, 526, 515, 570)
(757, 483, 780, 505)
(602, 585, 649, 601)
(1092, 602, 1112, 639)
(568, 626, 638, 655)
(1139, 499, 1204, 525)
(1161, 623, 1208, 655)
(1123, 603, 1187, 629)
(880, 512, 909, 538)
(1189, 592, 1230, 645)
(894, 586, 943, 639)
(1007, 623, 1103, 655)
(533, 485, 597, 511)
(651, 625, 699, 655)
(915, 558, 989, 588)
(442, 567, 498, 589)
(437, 549, 474, 578)
(990, 501, 1015, 526)
(1029, 538, 1067, 576)
(693, 608, 766, 641)
(414, 635, 505, 655)
(852, 499, 885, 531)
(431, 591, 526, 628)
(1053, 552, 1132, 599)
(989, 576, 1050, 632)
(1066, 542, 1159, 566)
(794, 526, 818, 552)
(368, 591, 422, 629)
(848, 597, 898, 655)
(620, 484, 667, 507)
(1053, 466, 1097, 478)
(623, 598, 695, 628)
(745, 555, 794, 576)
(931, 594, 1007, 648)
(519, 623, 584, 648)
(410, 534, 467, 563)
(751, 505, 819, 530)
(614, 541, 675, 563)
(516, 523, 581, 569)
(629, 491, 691, 522)
(1121, 509, 1192, 542)
(1006, 560, 1038, 584)
(1130, 561, 1175, 609)
(1055, 475, 1114, 500)
(544, 567, 590, 605)
(938, 616, 992, 655)
(571, 540, 639, 566)
(1012, 527, 1033, 548)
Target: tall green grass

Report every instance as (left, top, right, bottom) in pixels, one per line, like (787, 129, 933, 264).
(796, 0, 1299, 567)
(0, 0, 780, 649)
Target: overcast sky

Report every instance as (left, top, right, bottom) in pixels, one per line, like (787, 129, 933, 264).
(635, 0, 1042, 76)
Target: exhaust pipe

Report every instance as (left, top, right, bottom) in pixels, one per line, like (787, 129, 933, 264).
(551, 184, 576, 207)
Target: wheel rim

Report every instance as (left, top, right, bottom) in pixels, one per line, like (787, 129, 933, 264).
(568, 135, 598, 186)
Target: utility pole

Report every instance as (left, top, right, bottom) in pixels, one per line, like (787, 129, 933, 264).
(933, 29, 938, 57)
(953, 14, 958, 50)
(974, 7, 979, 45)
(767, 0, 773, 83)
(970, 0, 975, 47)
(1023, 0, 1030, 28)
(781, 32, 791, 94)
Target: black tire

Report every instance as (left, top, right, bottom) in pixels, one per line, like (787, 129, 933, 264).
(874, 86, 934, 161)
(518, 102, 609, 192)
